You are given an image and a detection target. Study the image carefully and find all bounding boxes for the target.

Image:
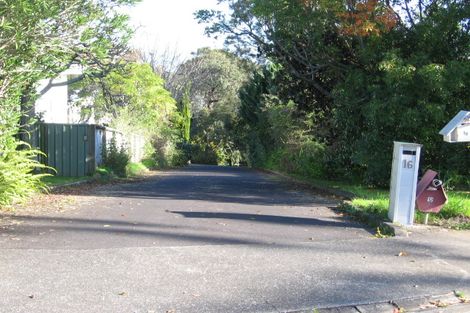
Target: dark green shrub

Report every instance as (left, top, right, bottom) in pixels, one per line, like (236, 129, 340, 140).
(103, 138, 129, 177)
(263, 140, 326, 178)
(190, 144, 218, 165)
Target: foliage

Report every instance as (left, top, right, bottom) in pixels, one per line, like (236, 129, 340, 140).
(170, 146, 191, 167)
(126, 162, 148, 177)
(0, 140, 50, 207)
(141, 158, 158, 169)
(302, 176, 470, 228)
(239, 79, 327, 176)
(198, 0, 470, 188)
(180, 85, 192, 143)
(103, 137, 130, 177)
(0, 0, 137, 205)
(42, 176, 90, 187)
(95, 166, 114, 181)
(75, 62, 180, 168)
(170, 48, 252, 165)
(190, 143, 218, 165)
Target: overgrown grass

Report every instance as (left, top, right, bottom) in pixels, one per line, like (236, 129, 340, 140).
(141, 158, 157, 170)
(126, 162, 149, 177)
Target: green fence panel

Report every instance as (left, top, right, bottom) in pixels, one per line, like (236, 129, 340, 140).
(35, 123, 97, 177)
(63, 125, 71, 177)
(77, 125, 86, 177)
(86, 125, 95, 175)
(70, 125, 78, 177)
(47, 125, 55, 171)
(54, 125, 63, 176)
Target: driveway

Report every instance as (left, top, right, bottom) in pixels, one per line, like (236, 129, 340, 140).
(0, 165, 469, 312)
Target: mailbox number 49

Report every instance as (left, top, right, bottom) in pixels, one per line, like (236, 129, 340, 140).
(403, 160, 414, 169)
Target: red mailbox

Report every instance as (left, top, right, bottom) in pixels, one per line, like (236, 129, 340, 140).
(416, 170, 448, 213)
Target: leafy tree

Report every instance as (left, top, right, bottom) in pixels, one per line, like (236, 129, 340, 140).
(180, 86, 192, 143)
(74, 62, 181, 167)
(0, 0, 137, 205)
(170, 48, 253, 165)
(198, 0, 470, 186)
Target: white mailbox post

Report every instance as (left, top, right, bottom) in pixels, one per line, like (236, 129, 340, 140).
(439, 110, 470, 143)
(389, 142, 422, 226)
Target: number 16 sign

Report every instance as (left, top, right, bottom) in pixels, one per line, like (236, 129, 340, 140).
(389, 142, 422, 226)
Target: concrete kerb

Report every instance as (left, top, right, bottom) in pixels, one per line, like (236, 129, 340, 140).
(382, 221, 446, 238)
(291, 291, 470, 313)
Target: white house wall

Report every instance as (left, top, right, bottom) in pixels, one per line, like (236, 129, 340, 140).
(35, 76, 71, 123)
(35, 65, 94, 124)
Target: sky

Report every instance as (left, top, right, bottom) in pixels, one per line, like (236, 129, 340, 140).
(126, 0, 229, 61)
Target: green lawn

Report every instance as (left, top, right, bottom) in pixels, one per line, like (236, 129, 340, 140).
(41, 176, 91, 187)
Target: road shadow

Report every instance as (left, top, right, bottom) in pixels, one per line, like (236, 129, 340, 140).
(168, 211, 366, 229)
(50, 165, 337, 207)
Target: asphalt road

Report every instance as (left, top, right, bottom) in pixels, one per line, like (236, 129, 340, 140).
(0, 165, 469, 313)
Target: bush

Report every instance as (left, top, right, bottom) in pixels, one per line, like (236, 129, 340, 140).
(150, 135, 189, 168)
(244, 133, 267, 168)
(264, 139, 326, 178)
(0, 104, 50, 207)
(190, 144, 218, 165)
(103, 138, 130, 177)
(170, 149, 190, 166)
(0, 141, 50, 206)
(141, 158, 157, 169)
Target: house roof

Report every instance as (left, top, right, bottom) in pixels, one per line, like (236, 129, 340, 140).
(439, 110, 470, 136)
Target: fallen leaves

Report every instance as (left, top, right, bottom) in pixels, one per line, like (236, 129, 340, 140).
(455, 290, 469, 303)
(429, 300, 448, 307)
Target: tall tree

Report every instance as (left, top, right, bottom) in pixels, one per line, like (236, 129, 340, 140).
(180, 86, 192, 143)
(169, 48, 253, 164)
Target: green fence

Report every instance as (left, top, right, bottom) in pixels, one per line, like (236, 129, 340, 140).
(35, 123, 96, 177)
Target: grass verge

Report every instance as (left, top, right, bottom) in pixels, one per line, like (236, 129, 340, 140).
(126, 162, 149, 177)
(42, 162, 152, 188)
(41, 176, 92, 187)
(277, 172, 470, 230)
